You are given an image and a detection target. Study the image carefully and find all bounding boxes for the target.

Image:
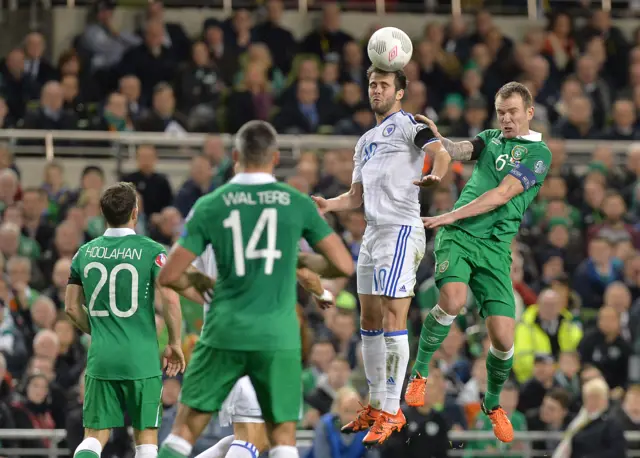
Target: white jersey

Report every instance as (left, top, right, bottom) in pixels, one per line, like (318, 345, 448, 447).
(353, 109, 436, 227)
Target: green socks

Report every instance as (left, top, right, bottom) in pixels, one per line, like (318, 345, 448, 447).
(412, 306, 454, 377)
(158, 445, 189, 458)
(484, 348, 514, 410)
(74, 452, 99, 458)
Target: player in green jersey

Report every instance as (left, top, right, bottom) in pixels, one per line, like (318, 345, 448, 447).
(403, 82, 552, 444)
(156, 120, 354, 458)
(65, 182, 189, 458)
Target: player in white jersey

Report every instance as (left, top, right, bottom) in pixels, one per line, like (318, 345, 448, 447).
(311, 66, 452, 446)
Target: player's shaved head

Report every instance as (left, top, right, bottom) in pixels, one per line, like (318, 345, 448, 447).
(234, 120, 278, 167)
(100, 182, 138, 228)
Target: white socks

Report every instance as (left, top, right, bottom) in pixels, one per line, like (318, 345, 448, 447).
(226, 440, 259, 458)
(383, 330, 410, 415)
(360, 328, 386, 410)
(194, 435, 235, 458)
(74, 437, 102, 457)
(135, 444, 158, 458)
(269, 445, 299, 457)
(162, 434, 193, 457)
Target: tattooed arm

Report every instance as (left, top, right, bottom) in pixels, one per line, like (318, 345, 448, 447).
(439, 136, 486, 162)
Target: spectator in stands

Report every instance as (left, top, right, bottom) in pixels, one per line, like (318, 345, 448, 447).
(30, 296, 56, 332)
(579, 306, 632, 389)
(148, 206, 183, 248)
(42, 257, 70, 311)
(518, 354, 558, 414)
(174, 153, 213, 218)
(53, 317, 86, 390)
(0, 168, 19, 213)
(10, 373, 56, 449)
(274, 79, 335, 134)
(553, 95, 600, 139)
(555, 377, 627, 458)
(121, 144, 173, 217)
(174, 41, 224, 124)
(119, 19, 177, 105)
(0, 48, 34, 121)
(542, 12, 576, 76)
(80, 0, 140, 74)
(223, 8, 253, 53)
(603, 282, 634, 342)
(0, 354, 16, 433)
(300, 3, 352, 62)
(252, 0, 296, 73)
(7, 256, 40, 310)
(39, 221, 81, 282)
(118, 75, 143, 121)
(21, 81, 78, 131)
(613, 385, 640, 452)
(304, 356, 351, 426)
(23, 32, 57, 93)
(604, 99, 640, 140)
(514, 289, 583, 383)
(573, 236, 623, 310)
(141, 0, 191, 63)
(21, 187, 54, 252)
(554, 351, 582, 405)
(226, 62, 275, 134)
(588, 190, 640, 248)
(333, 102, 374, 136)
(203, 19, 237, 85)
(135, 83, 187, 134)
(95, 92, 132, 132)
(308, 387, 376, 458)
(527, 387, 573, 452)
(61, 74, 91, 129)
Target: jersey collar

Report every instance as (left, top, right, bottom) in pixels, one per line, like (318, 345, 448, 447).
(104, 228, 136, 237)
(499, 130, 542, 141)
(229, 173, 276, 185)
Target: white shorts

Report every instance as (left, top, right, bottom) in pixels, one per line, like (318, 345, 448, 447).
(219, 376, 264, 427)
(357, 224, 425, 298)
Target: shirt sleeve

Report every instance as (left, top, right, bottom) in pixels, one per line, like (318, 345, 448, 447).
(68, 250, 82, 285)
(352, 138, 364, 184)
(177, 202, 209, 257)
(508, 144, 552, 191)
(301, 196, 335, 247)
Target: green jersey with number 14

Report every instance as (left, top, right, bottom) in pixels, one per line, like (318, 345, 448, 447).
(179, 173, 333, 352)
(69, 228, 167, 380)
(452, 129, 552, 242)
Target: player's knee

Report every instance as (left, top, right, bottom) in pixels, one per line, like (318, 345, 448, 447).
(486, 316, 515, 351)
(438, 284, 466, 315)
(359, 307, 383, 330)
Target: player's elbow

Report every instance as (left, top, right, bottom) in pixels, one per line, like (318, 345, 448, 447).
(495, 186, 515, 205)
(348, 184, 364, 208)
(157, 269, 175, 288)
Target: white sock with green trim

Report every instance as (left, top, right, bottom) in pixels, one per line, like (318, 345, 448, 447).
(74, 437, 102, 458)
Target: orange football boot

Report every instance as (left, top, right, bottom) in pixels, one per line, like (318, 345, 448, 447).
(483, 404, 514, 443)
(362, 409, 407, 446)
(404, 371, 427, 407)
(341, 404, 381, 434)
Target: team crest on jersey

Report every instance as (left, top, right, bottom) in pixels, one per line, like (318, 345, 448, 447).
(383, 124, 396, 137)
(438, 260, 449, 273)
(155, 253, 167, 267)
(534, 160, 547, 174)
(510, 145, 527, 162)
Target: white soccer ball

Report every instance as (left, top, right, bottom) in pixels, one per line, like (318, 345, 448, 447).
(367, 27, 413, 72)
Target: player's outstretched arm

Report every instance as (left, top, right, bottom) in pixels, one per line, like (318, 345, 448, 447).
(64, 284, 91, 334)
(312, 182, 363, 214)
(298, 233, 355, 278)
(422, 175, 524, 229)
(296, 267, 334, 310)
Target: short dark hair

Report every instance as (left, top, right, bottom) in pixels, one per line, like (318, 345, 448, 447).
(235, 120, 278, 166)
(100, 182, 137, 227)
(82, 165, 104, 179)
(366, 65, 408, 92)
(545, 387, 571, 409)
(495, 81, 533, 108)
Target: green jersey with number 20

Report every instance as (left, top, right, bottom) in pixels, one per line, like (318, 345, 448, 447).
(178, 173, 333, 352)
(69, 228, 167, 380)
(452, 129, 552, 242)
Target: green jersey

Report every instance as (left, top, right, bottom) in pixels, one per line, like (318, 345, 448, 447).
(178, 173, 333, 351)
(453, 129, 552, 242)
(69, 228, 166, 380)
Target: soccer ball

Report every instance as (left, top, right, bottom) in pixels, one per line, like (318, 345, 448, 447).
(367, 27, 413, 72)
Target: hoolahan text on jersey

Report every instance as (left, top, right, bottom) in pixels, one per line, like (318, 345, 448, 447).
(84, 246, 143, 261)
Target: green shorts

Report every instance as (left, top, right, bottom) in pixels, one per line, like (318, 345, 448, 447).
(434, 226, 515, 319)
(83, 375, 163, 430)
(180, 341, 302, 424)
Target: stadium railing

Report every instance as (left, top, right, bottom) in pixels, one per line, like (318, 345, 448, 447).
(0, 429, 639, 457)
(0, 129, 636, 168)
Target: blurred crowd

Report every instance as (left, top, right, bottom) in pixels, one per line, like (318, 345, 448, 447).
(1, 2, 640, 458)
